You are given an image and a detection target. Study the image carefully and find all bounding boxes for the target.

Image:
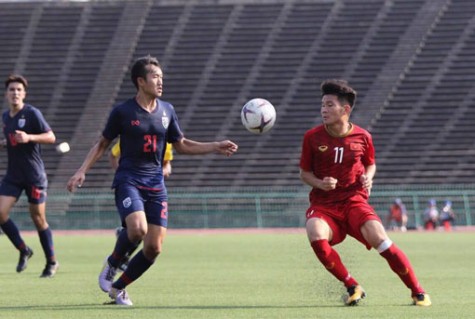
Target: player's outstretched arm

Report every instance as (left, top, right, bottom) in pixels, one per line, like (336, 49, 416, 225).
(173, 138, 238, 157)
(67, 136, 111, 192)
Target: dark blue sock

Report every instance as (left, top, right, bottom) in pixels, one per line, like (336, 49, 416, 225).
(113, 250, 154, 290)
(121, 227, 140, 258)
(0, 219, 27, 251)
(38, 227, 55, 263)
(108, 229, 140, 267)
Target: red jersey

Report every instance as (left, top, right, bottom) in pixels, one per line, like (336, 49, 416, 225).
(300, 123, 375, 205)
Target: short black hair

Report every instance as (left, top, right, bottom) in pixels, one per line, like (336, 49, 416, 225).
(5, 74, 28, 90)
(130, 55, 161, 89)
(321, 79, 356, 108)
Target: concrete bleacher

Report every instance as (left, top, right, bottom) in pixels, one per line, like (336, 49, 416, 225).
(0, 1, 37, 175)
(23, 4, 84, 183)
(371, 0, 475, 185)
(0, 0, 474, 206)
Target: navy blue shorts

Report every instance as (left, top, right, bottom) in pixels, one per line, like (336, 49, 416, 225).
(0, 180, 47, 204)
(114, 183, 168, 227)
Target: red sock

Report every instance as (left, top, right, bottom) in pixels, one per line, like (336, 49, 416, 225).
(380, 243, 424, 295)
(310, 239, 358, 288)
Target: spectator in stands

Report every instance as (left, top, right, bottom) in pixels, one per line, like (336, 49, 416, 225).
(423, 199, 439, 230)
(109, 139, 174, 271)
(387, 198, 408, 232)
(299, 79, 430, 307)
(67, 55, 238, 306)
(439, 200, 456, 231)
(0, 75, 59, 277)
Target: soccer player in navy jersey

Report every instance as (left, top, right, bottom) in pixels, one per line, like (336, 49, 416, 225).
(0, 75, 59, 277)
(67, 55, 238, 306)
(109, 140, 174, 272)
(299, 79, 431, 306)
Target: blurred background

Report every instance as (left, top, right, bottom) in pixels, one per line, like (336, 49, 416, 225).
(1, 0, 474, 230)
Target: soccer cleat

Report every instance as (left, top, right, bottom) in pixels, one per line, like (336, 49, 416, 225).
(40, 261, 59, 278)
(344, 285, 366, 306)
(413, 293, 431, 306)
(98, 258, 117, 292)
(109, 287, 133, 306)
(16, 247, 34, 273)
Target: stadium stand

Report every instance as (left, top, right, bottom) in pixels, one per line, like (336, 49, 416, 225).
(0, 0, 474, 215)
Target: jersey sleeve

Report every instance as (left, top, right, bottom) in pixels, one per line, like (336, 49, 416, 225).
(362, 133, 375, 166)
(32, 107, 52, 133)
(299, 130, 314, 172)
(111, 139, 120, 157)
(102, 107, 121, 141)
(164, 143, 173, 161)
(166, 108, 183, 144)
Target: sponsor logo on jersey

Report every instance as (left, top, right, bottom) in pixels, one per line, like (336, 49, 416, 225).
(318, 145, 328, 152)
(131, 120, 140, 126)
(122, 197, 132, 208)
(18, 118, 25, 128)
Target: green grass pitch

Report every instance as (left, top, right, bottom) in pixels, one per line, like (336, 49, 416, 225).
(0, 230, 474, 318)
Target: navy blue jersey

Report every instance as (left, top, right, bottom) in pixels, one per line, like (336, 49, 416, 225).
(103, 98, 183, 189)
(2, 104, 51, 185)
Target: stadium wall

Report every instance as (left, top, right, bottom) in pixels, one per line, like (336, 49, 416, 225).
(8, 185, 475, 230)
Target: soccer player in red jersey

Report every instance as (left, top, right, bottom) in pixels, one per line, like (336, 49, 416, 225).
(299, 79, 431, 306)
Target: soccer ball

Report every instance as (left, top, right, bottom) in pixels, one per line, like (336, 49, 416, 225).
(240, 98, 276, 134)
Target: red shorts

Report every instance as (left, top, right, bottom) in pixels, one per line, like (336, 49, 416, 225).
(305, 194, 381, 249)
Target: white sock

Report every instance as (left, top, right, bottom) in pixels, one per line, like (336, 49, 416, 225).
(377, 239, 393, 253)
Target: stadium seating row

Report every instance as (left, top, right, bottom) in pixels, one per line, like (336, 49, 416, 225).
(0, 0, 474, 214)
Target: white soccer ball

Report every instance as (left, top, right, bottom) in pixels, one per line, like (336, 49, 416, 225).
(240, 98, 276, 134)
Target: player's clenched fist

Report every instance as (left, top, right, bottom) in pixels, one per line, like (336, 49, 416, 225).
(320, 177, 338, 191)
(14, 130, 30, 143)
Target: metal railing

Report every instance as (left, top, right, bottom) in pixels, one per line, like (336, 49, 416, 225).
(8, 185, 475, 230)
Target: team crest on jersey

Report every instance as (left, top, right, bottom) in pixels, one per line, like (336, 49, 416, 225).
(162, 112, 169, 129)
(18, 118, 25, 128)
(318, 145, 328, 152)
(122, 197, 132, 208)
